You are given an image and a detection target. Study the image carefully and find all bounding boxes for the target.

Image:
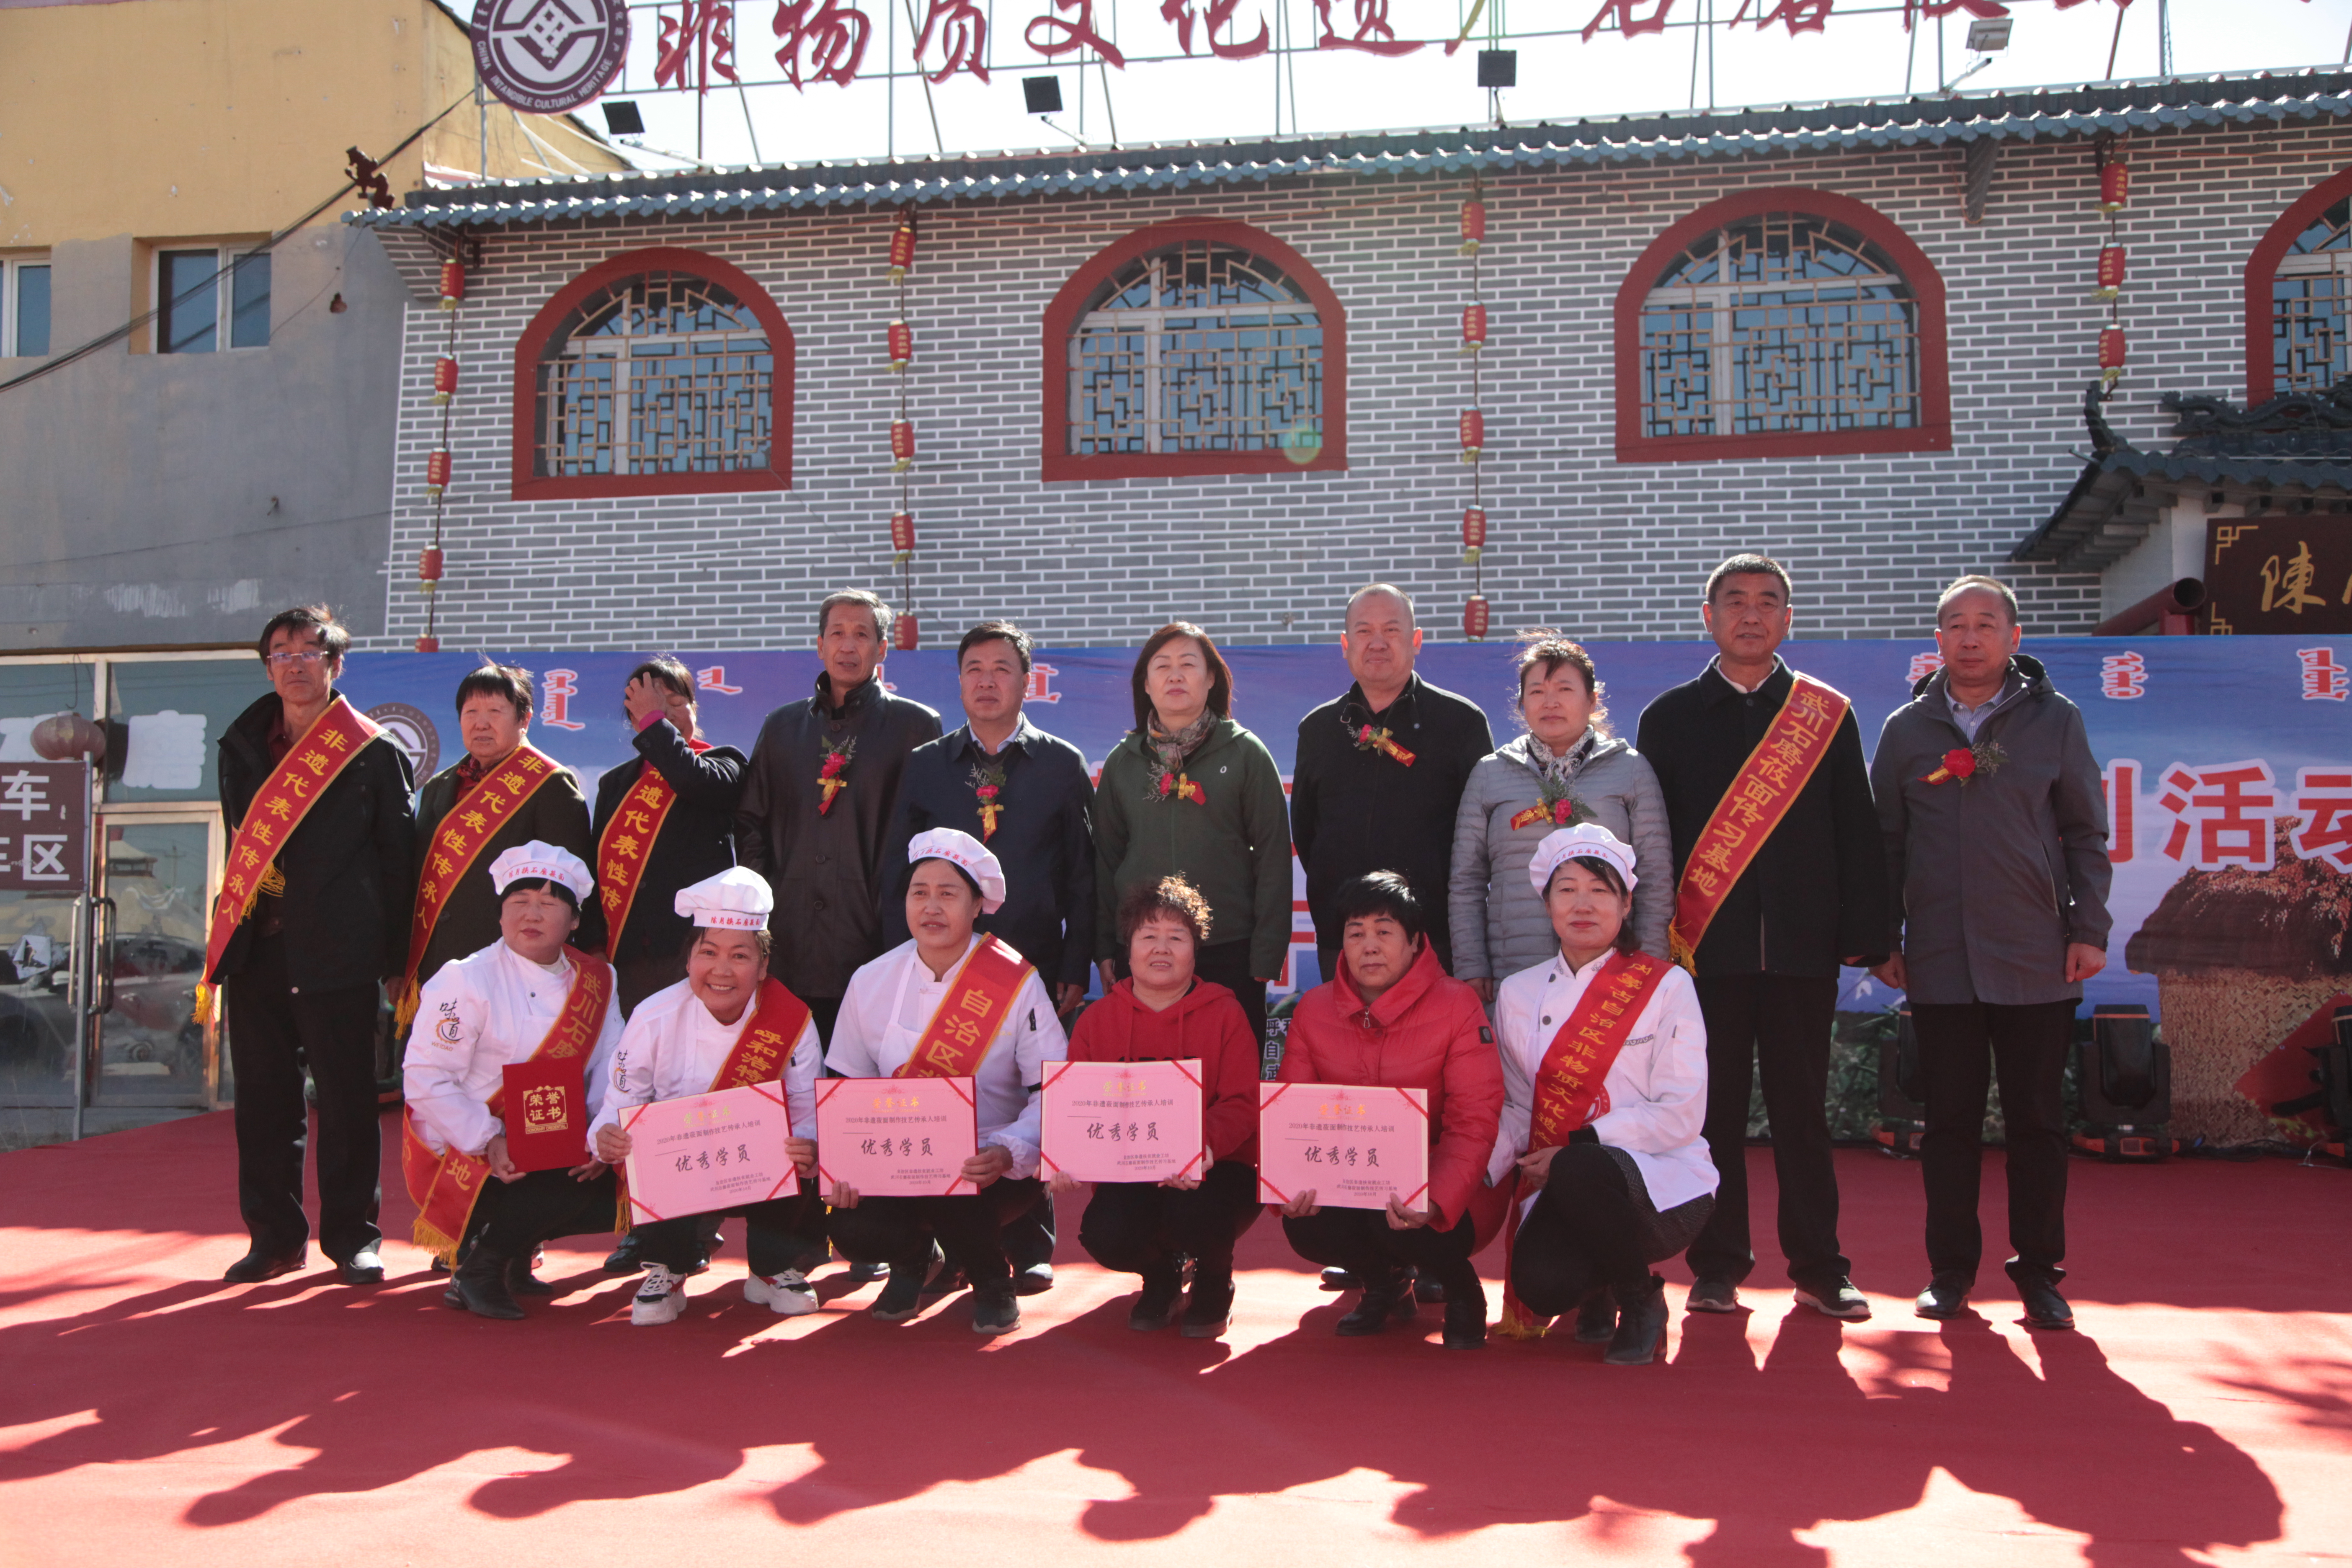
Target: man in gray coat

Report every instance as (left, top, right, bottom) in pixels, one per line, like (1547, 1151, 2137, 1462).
(1870, 575, 2112, 1331)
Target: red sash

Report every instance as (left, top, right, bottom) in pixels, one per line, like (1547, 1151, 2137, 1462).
(1668, 673, 1849, 970)
(595, 741, 709, 954)
(400, 945, 613, 1264)
(398, 745, 562, 1023)
(1497, 949, 1672, 1339)
(895, 936, 1031, 1079)
(201, 696, 382, 998)
(710, 977, 814, 1092)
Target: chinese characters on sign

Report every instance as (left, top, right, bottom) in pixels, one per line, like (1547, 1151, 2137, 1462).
(814, 1075, 979, 1194)
(622, 1082, 799, 1222)
(0, 762, 87, 895)
(2206, 520, 2352, 635)
(1039, 1058, 1204, 1182)
(1256, 1081, 1429, 1211)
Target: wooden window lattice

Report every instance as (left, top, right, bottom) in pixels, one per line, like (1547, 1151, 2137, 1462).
(535, 270, 773, 477)
(2274, 199, 2352, 394)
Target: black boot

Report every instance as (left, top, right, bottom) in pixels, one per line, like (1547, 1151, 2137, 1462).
(870, 1244, 939, 1321)
(1604, 1274, 1668, 1365)
(602, 1231, 645, 1275)
(1441, 1274, 1488, 1349)
(1181, 1272, 1235, 1339)
(451, 1243, 526, 1320)
(1130, 1262, 1183, 1331)
(508, 1255, 555, 1297)
(1573, 1287, 1618, 1344)
(1336, 1269, 1416, 1336)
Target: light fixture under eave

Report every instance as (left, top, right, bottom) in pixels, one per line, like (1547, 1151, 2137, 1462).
(1476, 49, 1516, 88)
(1022, 76, 1064, 115)
(601, 99, 646, 137)
(1964, 18, 2012, 52)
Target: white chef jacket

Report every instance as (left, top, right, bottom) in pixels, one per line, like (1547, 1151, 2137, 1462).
(1485, 950, 1716, 1212)
(404, 940, 622, 1161)
(588, 977, 823, 1142)
(825, 936, 1068, 1180)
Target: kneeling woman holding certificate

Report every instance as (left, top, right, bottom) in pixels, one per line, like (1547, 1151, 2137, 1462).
(589, 868, 824, 1327)
(1049, 875, 1261, 1338)
(1491, 825, 1713, 1365)
(825, 829, 1068, 1336)
(1277, 872, 1504, 1349)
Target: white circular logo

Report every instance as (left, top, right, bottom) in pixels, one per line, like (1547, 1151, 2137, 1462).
(470, 0, 631, 116)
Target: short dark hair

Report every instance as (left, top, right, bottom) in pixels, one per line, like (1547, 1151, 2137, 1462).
(1131, 622, 1235, 731)
(1331, 871, 1426, 944)
(817, 589, 893, 644)
(255, 605, 349, 665)
(1117, 874, 1212, 947)
(1705, 553, 1794, 605)
(958, 620, 1033, 675)
(500, 876, 578, 911)
(1514, 635, 1612, 737)
(1544, 856, 1638, 955)
(1937, 574, 2020, 626)
(679, 925, 775, 962)
(455, 663, 533, 720)
(627, 656, 694, 703)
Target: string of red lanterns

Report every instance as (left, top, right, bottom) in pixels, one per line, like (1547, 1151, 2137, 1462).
(1459, 179, 1491, 642)
(885, 210, 920, 650)
(2095, 139, 2128, 391)
(416, 256, 465, 652)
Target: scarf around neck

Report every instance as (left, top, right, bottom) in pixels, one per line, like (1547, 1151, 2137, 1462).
(1523, 727, 1594, 792)
(1148, 711, 1217, 775)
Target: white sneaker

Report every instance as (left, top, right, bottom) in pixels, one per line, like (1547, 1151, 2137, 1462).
(632, 1263, 687, 1326)
(745, 1269, 820, 1317)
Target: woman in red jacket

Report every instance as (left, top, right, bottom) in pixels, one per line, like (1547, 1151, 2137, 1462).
(1276, 872, 1506, 1348)
(1052, 876, 1262, 1338)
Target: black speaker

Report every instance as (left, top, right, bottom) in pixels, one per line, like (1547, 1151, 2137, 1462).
(2275, 1005, 2352, 1160)
(2073, 1002, 2177, 1161)
(1874, 1006, 1927, 1157)
(1475, 49, 1516, 88)
(1022, 76, 1064, 114)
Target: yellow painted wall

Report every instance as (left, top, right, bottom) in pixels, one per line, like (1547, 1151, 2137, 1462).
(0, 0, 630, 251)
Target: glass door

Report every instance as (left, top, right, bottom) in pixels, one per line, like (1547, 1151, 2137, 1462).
(88, 814, 219, 1110)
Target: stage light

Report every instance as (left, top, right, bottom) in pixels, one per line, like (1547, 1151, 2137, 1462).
(601, 100, 645, 137)
(1476, 49, 1516, 89)
(1023, 77, 1064, 115)
(2073, 1002, 2179, 1161)
(1964, 18, 2012, 52)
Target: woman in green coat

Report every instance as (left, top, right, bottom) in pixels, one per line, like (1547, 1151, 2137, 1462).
(1093, 622, 1293, 1048)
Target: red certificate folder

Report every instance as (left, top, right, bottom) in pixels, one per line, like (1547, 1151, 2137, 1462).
(501, 1057, 588, 1173)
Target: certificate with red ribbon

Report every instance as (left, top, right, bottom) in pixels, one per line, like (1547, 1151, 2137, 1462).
(620, 1082, 798, 1224)
(1255, 1082, 1429, 1211)
(815, 1075, 979, 1197)
(1038, 1058, 1204, 1184)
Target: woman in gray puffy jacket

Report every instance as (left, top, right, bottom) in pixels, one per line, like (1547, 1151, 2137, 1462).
(1447, 637, 1673, 998)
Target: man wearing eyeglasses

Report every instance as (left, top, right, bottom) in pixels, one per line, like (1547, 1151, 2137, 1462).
(209, 606, 417, 1286)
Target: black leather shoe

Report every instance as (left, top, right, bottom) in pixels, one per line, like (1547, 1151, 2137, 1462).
(451, 1246, 526, 1320)
(602, 1234, 645, 1275)
(1181, 1276, 1234, 1339)
(2017, 1278, 2074, 1330)
(224, 1249, 304, 1284)
(1318, 1266, 1359, 1292)
(1441, 1289, 1488, 1348)
(1914, 1274, 1972, 1320)
(1573, 1290, 1618, 1343)
(1335, 1273, 1416, 1336)
(1411, 1269, 1446, 1305)
(1130, 1265, 1183, 1331)
(1013, 1261, 1055, 1296)
(1604, 1275, 1669, 1365)
(334, 1247, 385, 1285)
(508, 1256, 555, 1297)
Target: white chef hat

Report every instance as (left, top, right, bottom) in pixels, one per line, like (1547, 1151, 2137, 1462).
(675, 867, 774, 929)
(908, 827, 1006, 914)
(490, 841, 595, 906)
(1527, 823, 1640, 896)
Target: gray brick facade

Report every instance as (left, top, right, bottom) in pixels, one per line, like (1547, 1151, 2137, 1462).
(366, 115, 2352, 651)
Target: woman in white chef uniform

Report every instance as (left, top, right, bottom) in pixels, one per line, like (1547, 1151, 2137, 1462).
(591, 868, 825, 1327)
(1488, 825, 1715, 1366)
(825, 828, 1068, 1336)
(405, 843, 622, 1321)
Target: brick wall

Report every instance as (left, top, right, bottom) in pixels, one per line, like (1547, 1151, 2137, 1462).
(369, 119, 2352, 652)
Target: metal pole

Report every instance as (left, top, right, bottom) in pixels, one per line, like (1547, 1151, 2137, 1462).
(68, 892, 86, 1142)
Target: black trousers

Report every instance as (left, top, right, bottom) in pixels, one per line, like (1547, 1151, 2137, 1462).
(1513, 1144, 1667, 1314)
(1684, 972, 1848, 1291)
(1284, 1202, 1481, 1297)
(224, 932, 382, 1263)
(1118, 939, 1265, 1053)
(827, 1176, 1043, 1292)
(1914, 999, 2073, 1287)
(639, 1187, 825, 1277)
(464, 1166, 620, 1258)
(1078, 1160, 1262, 1284)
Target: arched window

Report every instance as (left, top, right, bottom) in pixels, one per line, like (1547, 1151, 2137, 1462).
(2245, 167, 2352, 403)
(1041, 220, 1346, 481)
(511, 247, 793, 500)
(1614, 188, 1951, 463)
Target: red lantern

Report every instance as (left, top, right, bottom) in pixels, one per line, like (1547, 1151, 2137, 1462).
(424, 448, 451, 498)
(418, 546, 444, 581)
(892, 611, 919, 651)
(2098, 160, 2129, 215)
(438, 260, 464, 311)
(887, 318, 913, 371)
(31, 712, 105, 762)
(1459, 199, 1485, 257)
(431, 356, 459, 405)
(890, 419, 915, 469)
(890, 511, 916, 555)
(415, 635, 440, 652)
(1462, 304, 1487, 351)
(1459, 409, 1485, 461)
(2095, 246, 2126, 302)
(1461, 506, 1487, 562)
(1462, 595, 1491, 640)
(2098, 326, 2126, 387)
(888, 218, 917, 282)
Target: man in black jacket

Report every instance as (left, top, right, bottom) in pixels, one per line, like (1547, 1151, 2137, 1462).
(1636, 554, 1889, 1321)
(737, 590, 941, 1044)
(1292, 585, 1494, 981)
(211, 606, 415, 1285)
(593, 657, 748, 1015)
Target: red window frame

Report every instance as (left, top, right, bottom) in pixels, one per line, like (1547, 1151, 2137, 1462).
(1613, 187, 1952, 464)
(2242, 163, 2352, 405)
(1039, 218, 1347, 482)
(510, 246, 795, 500)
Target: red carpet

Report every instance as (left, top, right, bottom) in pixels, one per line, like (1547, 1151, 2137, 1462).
(3, 1111, 2347, 1568)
